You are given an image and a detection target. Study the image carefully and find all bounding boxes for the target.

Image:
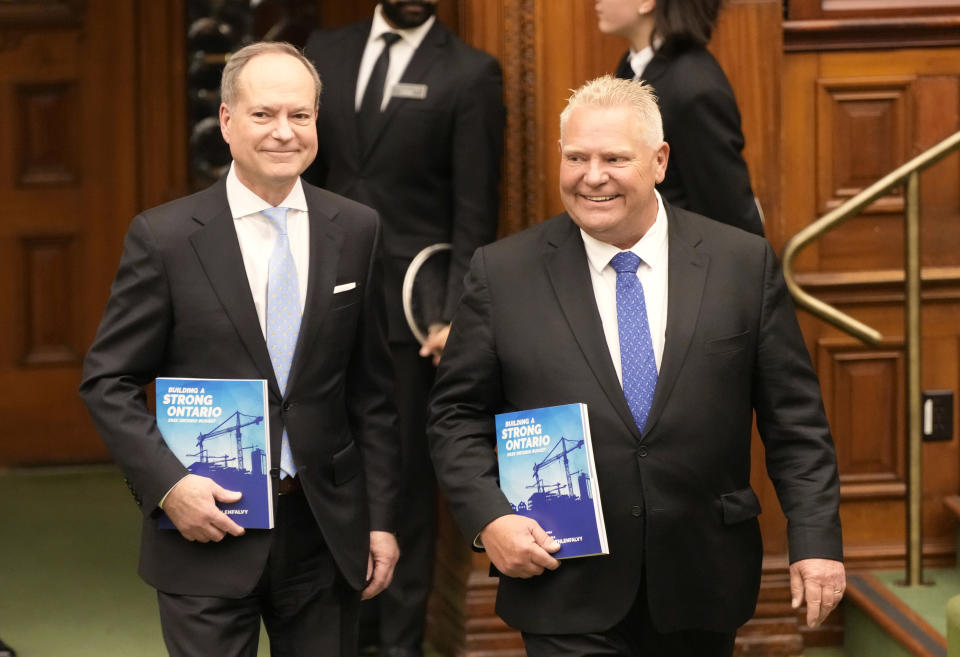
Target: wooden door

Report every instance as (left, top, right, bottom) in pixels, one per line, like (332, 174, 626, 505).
(0, 0, 185, 465)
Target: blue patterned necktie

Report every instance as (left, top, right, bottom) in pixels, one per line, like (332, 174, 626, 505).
(263, 207, 300, 478)
(610, 251, 658, 433)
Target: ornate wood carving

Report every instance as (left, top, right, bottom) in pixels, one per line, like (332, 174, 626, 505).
(14, 81, 79, 187)
(499, 0, 537, 236)
(20, 234, 79, 365)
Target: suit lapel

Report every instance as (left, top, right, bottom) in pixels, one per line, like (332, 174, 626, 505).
(188, 179, 280, 398)
(362, 21, 446, 157)
(643, 205, 708, 436)
(543, 217, 642, 440)
(285, 185, 344, 393)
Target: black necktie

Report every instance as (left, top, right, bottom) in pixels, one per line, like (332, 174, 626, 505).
(358, 32, 402, 150)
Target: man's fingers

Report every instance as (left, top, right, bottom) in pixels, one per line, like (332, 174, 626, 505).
(789, 567, 804, 609)
(804, 579, 822, 627)
(212, 485, 243, 504)
(530, 524, 561, 553)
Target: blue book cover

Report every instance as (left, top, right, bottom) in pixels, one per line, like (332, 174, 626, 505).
(495, 403, 608, 558)
(155, 377, 273, 529)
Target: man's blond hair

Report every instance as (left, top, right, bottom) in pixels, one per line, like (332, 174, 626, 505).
(559, 75, 663, 147)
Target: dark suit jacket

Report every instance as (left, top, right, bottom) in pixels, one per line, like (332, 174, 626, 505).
(427, 203, 841, 634)
(80, 178, 398, 597)
(617, 44, 764, 236)
(304, 19, 505, 341)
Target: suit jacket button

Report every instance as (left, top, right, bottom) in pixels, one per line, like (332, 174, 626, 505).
(282, 402, 291, 411)
(631, 505, 643, 517)
(638, 446, 648, 458)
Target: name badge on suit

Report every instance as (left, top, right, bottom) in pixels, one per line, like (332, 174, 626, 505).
(391, 83, 428, 100)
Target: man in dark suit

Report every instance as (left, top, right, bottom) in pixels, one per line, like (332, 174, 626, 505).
(303, 3, 505, 655)
(80, 42, 399, 657)
(427, 76, 844, 657)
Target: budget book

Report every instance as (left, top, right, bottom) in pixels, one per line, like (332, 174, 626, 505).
(156, 377, 273, 529)
(495, 403, 608, 558)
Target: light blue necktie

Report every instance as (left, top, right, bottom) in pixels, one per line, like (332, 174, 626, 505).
(263, 207, 300, 478)
(611, 251, 658, 433)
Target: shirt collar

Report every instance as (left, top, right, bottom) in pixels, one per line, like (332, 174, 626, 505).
(627, 36, 664, 78)
(370, 4, 436, 51)
(581, 190, 668, 274)
(225, 162, 308, 219)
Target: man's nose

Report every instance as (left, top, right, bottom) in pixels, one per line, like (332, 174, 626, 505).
(584, 159, 608, 185)
(272, 117, 294, 140)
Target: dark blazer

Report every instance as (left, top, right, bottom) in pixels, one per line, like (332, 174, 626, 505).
(80, 178, 398, 597)
(617, 44, 764, 236)
(427, 203, 841, 634)
(304, 20, 505, 341)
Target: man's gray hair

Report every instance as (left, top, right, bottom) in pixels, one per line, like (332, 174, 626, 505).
(220, 41, 322, 110)
(559, 75, 663, 147)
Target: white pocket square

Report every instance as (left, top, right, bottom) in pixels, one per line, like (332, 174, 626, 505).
(333, 282, 357, 294)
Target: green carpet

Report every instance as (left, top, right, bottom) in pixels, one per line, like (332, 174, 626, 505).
(0, 466, 270, 657)
(872, 568, 960, 638)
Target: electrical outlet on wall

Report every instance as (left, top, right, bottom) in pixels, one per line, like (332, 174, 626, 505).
(922, 390, 953, 442)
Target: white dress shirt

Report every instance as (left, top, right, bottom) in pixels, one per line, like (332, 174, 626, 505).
(580, 191, 669, 383)
(226, 162, 310, 338)
(355, 5, 436, 111)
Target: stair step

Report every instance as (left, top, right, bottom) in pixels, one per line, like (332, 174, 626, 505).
(846, 572, 947, 657)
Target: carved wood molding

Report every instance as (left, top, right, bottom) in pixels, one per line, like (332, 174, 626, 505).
(793, 266, 960, 303)
(0, 0, 84, 27)
(500, 0, 538, 236)
(785, 15, 960, 51)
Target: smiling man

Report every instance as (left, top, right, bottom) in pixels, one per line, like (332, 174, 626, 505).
(427, 76, 845, 657)
(80, 42, 399, 657)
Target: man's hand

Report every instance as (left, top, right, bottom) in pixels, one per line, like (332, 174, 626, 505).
(480, 514, 562, 578)
(162, 474, 245, 542)
(362, 530, 400, 600)
(790, 558, 846, 627)
(418, 323, 451, 366)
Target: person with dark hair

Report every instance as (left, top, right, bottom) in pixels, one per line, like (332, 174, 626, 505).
(597, 0, 764, 236)
(304, 2, 505, 656)
(80, 41, 400, 657)
(0, 636, 15, 657)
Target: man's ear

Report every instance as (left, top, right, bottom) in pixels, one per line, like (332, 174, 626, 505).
(654, 141, 669, 183)
(219, 103, 232, 145)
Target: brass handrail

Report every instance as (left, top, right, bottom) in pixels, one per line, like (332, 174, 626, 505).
(782, 129, 960, 587)
(782, 130, 960, 344)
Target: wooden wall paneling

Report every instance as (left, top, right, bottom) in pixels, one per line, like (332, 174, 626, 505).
(21, 234, 81, 366)
(14, 81, 80, 186)
(914, 74, 960, 268)
(709, 0, 783, 246)
(814, 75, 913, 272)
(136, 0, 188, 209)
(0, 0, 165, 466)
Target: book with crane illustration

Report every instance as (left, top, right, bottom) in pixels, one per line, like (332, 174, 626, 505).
(495, 403, 608, 558)
(155, 377, 273, 529)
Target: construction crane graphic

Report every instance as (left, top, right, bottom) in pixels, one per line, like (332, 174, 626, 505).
(527, 436, 586, 500)
(186, 410, 264, 474)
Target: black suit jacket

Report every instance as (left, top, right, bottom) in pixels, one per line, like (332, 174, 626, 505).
(80, 178, 399, 597)
(427, 203, 841, 634)
(304, 20, 505, 341)
(617, 44, 764, 236)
